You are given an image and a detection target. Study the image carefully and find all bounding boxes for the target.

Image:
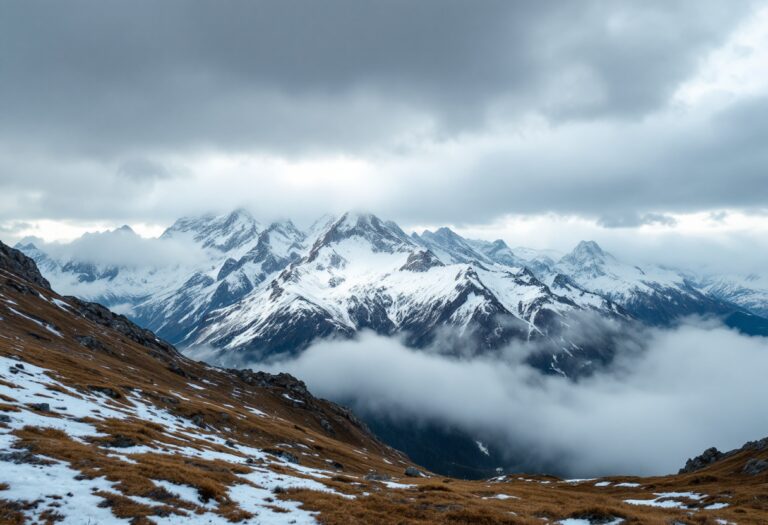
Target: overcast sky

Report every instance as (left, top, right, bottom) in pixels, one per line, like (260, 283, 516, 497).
(1, 1, 767, 271)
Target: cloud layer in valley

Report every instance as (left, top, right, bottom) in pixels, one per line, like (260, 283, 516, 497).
(265, 323, 768, 477)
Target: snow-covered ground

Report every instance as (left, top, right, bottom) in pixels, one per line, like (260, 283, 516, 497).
(0, 355, 359, 524)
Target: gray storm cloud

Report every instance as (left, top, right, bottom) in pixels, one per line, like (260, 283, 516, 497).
(0, 0, 765, 227)
(265, 323, 768, 477)
(1, 0, 750, 155)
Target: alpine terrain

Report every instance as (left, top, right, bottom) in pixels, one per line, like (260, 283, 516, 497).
(3, 240, 768, 523)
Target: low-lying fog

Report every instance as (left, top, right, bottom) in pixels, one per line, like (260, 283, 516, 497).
(261, 320, 768, 478)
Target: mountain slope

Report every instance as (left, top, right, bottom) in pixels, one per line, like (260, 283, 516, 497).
(0, 240, 414, 523)
(3, 240, 768, 524)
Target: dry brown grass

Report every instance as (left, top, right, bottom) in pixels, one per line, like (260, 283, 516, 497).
(0, 500, 31, 525)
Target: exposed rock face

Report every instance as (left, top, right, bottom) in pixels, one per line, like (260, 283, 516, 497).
(743, 458, 768, 475)
(69, 297, 179, 359)
(679, 447, 724, 474)
(230, 368, 379, 440)
(681, 437, 768, 474)
(399, 250, 444, 272)
(404, 466, 427, 477)
(0, 241, 50, 289)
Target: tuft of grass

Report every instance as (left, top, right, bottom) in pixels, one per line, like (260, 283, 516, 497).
(0, 500, 25, 525)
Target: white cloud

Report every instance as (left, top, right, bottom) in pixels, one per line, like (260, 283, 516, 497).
(675, 5, 768, 106)
(27, 228, 204, 268)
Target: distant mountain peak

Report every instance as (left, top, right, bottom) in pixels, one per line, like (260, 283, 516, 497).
(399, 249, 444, 272)
(115, 224, 136, 234)
(225, 207, 255, 222)
(562, 240, 610, 264)
(308, 212, 413, 258)
(266, 218, 303, 237)
(337, 211, 383, 230)
(575, 240, 604, 255)
(162, 208, 261, 252)
(416, 227, 489, 265)
(429, 226, 460, 240)
(14, 236, 43, 251)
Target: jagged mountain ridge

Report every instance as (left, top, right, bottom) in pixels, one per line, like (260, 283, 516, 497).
(15, 210, 766, 375)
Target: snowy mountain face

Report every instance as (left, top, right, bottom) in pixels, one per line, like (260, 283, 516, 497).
(185, 213, 631, 375)
(161, 207, 262, 254)
(694, 273, 768, 318)
(16, 210, 768, 376)
(551, 241, 735, 326)
(132, 213, 309, 346)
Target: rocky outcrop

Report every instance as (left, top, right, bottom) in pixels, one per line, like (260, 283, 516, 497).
(0, 241, 50, 289)
(399, 250, 444, 272)
(230, 368, 381, 442)
(679, 447, 724, 474)
(743, 458, 768, 475)
(69, 297, 178, 358)
(680, 437, 768, 474)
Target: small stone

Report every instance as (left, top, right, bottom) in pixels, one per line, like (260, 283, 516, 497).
(319, 418, 335, 435)
(88, 385, 121, 399)
(262, 448, 299, 464)
(364, 471, 391, 482)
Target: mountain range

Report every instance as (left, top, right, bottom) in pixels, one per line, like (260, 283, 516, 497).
(2, 237, 768, 524)
(16, 209, 768, 378)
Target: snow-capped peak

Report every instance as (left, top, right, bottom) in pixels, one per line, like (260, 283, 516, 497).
(308, 212, 415, 258)
(162, 208, 261, 253)
(115, 224, 136, 234)
(249, 219, 307, 261)
(414, 227, 489, 265)
(266, 219, 303, 239)
(560, 240, 612, 266)
(466, 238, 525, 268)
